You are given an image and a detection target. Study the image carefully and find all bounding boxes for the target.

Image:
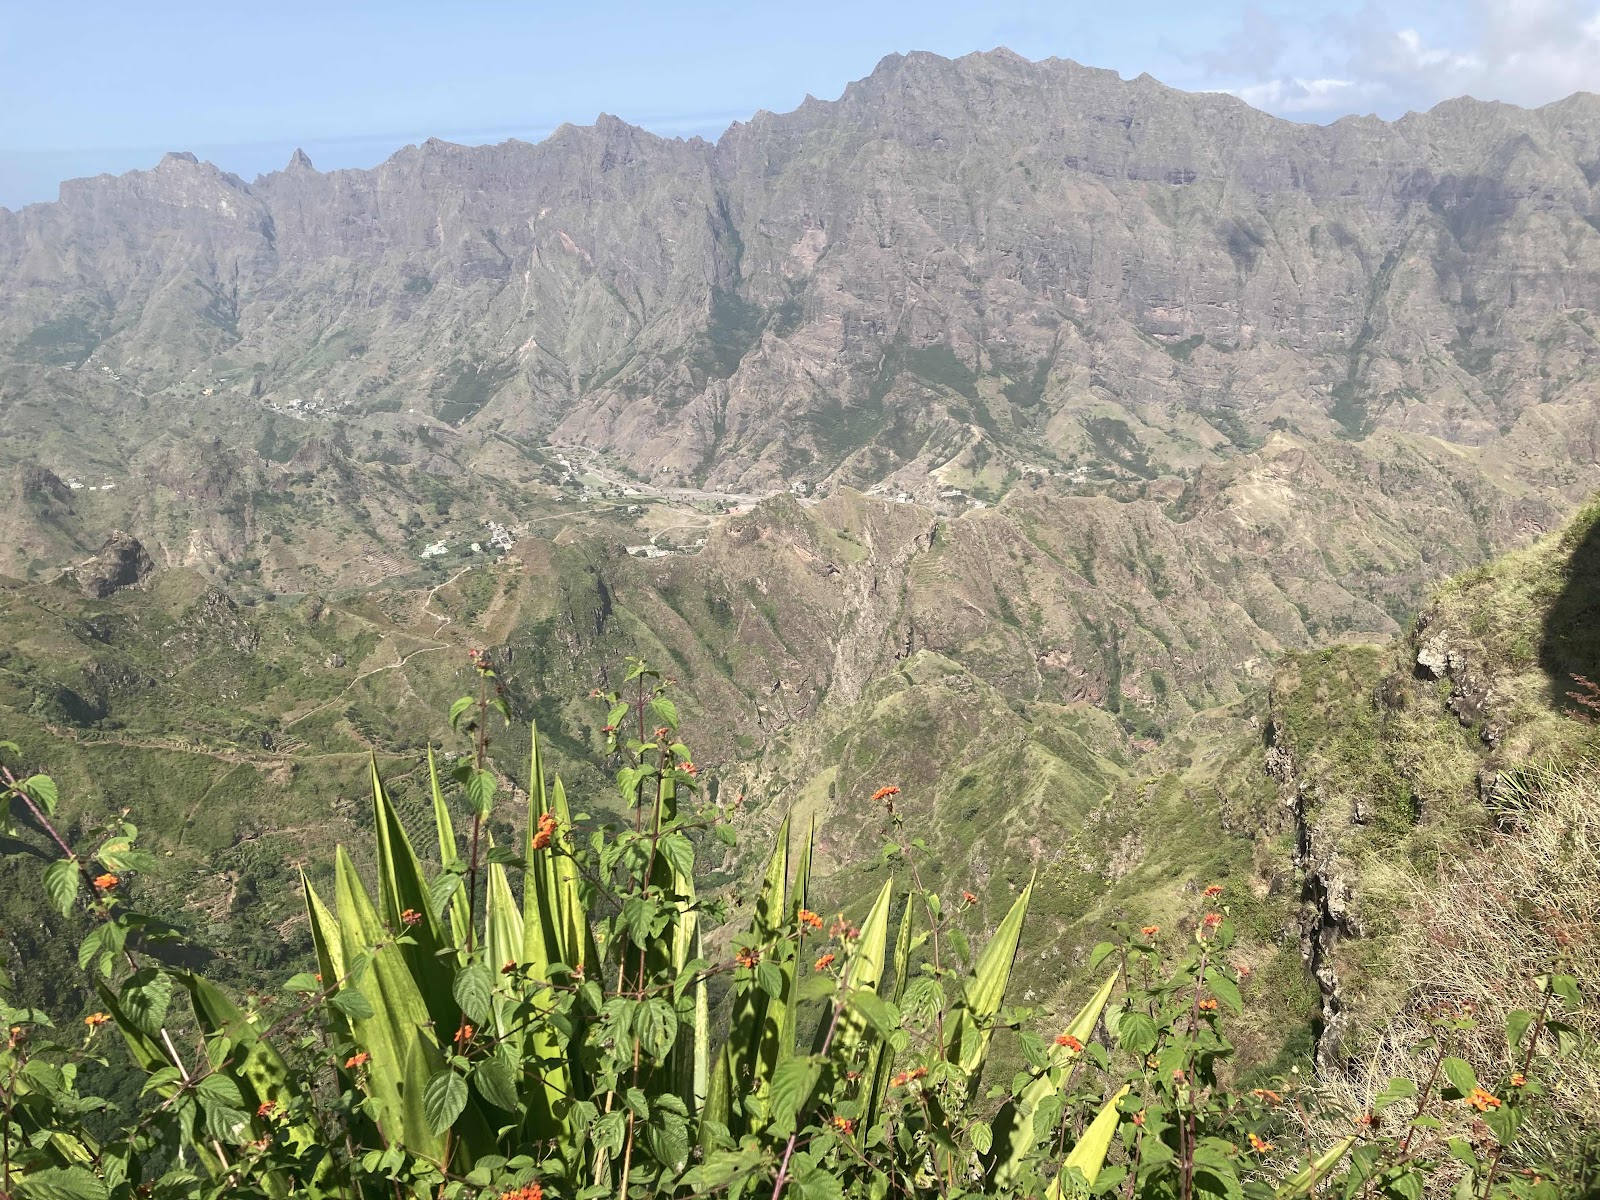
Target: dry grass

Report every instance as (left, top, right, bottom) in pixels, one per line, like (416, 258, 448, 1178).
(1321, 761, 1600, 1184)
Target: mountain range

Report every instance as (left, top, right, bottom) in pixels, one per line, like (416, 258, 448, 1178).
(3, 47, 1600, 1097)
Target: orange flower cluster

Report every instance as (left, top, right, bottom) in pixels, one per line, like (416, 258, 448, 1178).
(499, 1184, 544, 1200)
(814, 953, 836, 972)
(400, 908, 422, 926)
(870, 786, 900, 802)
(1251, 1088, 1283, 1105)
(1248, 1133, 1275, 1155)
(889, 1066, 928, 1088)
(1465, 1087, 1502, 1112)
(1054, 1034, 1084, 1051)
(502, 960, 519, 975)
(1132, 1111, 1146, 1127)
(735, 947, 760, 970)
(681, 762, 699, 777)
(93, 873, 118, 891)
(344, 1052, 371, 1069)
(1203, 884, 1224, 898)
(531, 811, 558, 851)
(1201, 912, 1223, 931)
(468, 648, 489, 672)
(962, 891, 977, 904)
(455, 1024, 475, 1046)
(1141, 925, 1160, 937)
(798, 908, 823, 931)
(1510, 1072, 1527, 1087)
(84, 1012, 110, 1028)
(257, 1101, 282, 1120)
(829, 915, 859, 939)
(831, 1116, 856, 1135)
(1198, 998, 1219, 1013)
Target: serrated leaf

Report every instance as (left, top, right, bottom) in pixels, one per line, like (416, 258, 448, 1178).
(473, 1050, 519, 1112)
(452, 963, 493, 1024)
(637, 996, 678, 1061)
(466, 769, 496, 815)
(119, 968, 173, 1037)
(448, 696, 475, 731)
(769, 1056, 822, 1133)
(329, 987, 375, 1020)
(649, 697, 679, 731)
(422, 1069, 468, 1134)
(44, 858, 80, 917)
(197, 1073, 244, 1110)
(22, 774, 60, 815)
(15, 1165, 109, 1200)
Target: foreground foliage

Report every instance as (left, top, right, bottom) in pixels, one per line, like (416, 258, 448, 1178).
(0, 659, 1591, 1199)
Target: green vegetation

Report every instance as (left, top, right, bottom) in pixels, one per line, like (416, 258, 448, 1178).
(4, 656, 1591, 1199)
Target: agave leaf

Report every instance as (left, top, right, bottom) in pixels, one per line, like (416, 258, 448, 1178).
(484, 856, 524, 1035)
(369, 758, 457, 1031)
(774, 815, 814, 1067)
(862, 884, 916, 1137)
(428, 749, 471, 950)
(1043, 1084, 1132, 1199)
(302, 873, 346, 987)
(702, 814, 791, 1141)
(332, 846, 445, 1157)
(1276, 1137, 1357, 1198)
(548, 775, 598, 976)
(821, 877, 894, 1063)
(990, 971, 1120, 1186)
(944, 876, 1033, 1093)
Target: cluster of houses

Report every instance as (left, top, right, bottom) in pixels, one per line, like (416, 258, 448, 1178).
(418, 519, 518, 561)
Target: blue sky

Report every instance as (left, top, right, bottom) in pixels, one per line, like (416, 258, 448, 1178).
(3, 0, 1599, 210)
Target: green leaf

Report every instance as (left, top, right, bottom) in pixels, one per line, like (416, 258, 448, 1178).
(1205, 968, 1243, 1015)
(1089, 941, 1117, 971)
(473, 1050, 519, 1112)
(329, 987, 376, 1020)
(467, 769, 496, 815)
(119, 968, 174, 1037)
(637, 996, 678, 1062)
(1276, 1138, 1356, 1198)
(1045, 1084, 1130, 1199)
(22, 774, 60, 815)
(422, 1069, 468, 1134)
(1483, 1102, 1522, 1146)
(1505, 1009, 1536, 1057)
(769, 1056, 822, 1133)
(284, 972, 321, 994)
(15, 1165, 109, 1200)
(1440, 1057, 1477, 1098)
(448, 696, 475, 731)
(452, 963, 493, 1024)
(659, 831, 695, 880)
(44, 858, 80, 917)
(197, 1073, 245, 1110)
(945, 878, 1032, 1089)
(649, 697, 679, 731)
(1118, 1011, 1159, 1055)
(1373, 1077, 1418, 1112)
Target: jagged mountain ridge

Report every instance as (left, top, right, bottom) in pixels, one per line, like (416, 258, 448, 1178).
(5, 49, 1600, 495)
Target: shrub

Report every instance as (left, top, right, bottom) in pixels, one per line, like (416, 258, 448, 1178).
(0, 660, 1589, 1199)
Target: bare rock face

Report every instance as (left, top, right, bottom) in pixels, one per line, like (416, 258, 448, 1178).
(77, 531, 153, 598)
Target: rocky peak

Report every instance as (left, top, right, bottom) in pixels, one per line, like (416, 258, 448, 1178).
(77, 531, 153, 598)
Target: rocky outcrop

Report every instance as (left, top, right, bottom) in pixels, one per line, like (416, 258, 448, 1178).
(4, 51, 1600, 493)
(76, 531, 153, 598)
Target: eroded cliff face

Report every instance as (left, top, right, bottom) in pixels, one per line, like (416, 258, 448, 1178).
(1256, 501, 1600, 1070)
(4, 49, 1600, 497)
